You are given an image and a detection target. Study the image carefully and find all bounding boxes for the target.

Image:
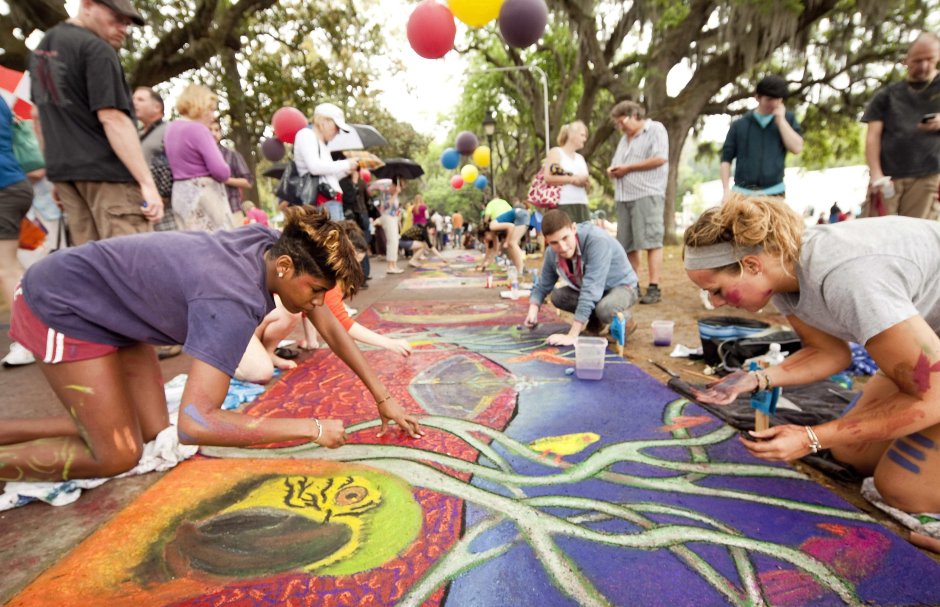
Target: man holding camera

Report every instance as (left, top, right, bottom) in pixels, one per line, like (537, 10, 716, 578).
(862, 32, 940, 219)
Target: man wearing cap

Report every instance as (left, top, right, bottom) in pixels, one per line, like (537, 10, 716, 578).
(30, 0, 162, 245)
(720, 75, 803, 201)
(293, 102, 359, 222)
(861, 32, 940, 219)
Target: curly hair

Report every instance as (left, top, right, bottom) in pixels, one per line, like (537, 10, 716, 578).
(683, 194, 804, 275)
(270, 207, 364, 298)
(176, 84, 217, 121)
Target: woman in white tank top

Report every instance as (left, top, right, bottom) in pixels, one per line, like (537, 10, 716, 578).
(544, 121, 591, 222)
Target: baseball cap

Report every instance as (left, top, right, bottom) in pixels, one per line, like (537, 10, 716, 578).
(313, 103, 351, 132)
(95, 0, 145, 26)
(755, 75, 789, 99)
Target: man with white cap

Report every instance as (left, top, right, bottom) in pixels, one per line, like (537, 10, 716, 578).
(293, 102, 359, 221)
(30, 0, 163, 244)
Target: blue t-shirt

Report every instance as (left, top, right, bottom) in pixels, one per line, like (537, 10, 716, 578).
(0, 102, 27, 189)
(22, 225, 278, 375)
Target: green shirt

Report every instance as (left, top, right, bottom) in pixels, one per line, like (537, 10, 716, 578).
(483, 198, 512, 219)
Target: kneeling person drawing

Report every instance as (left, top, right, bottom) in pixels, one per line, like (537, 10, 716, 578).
(685, 194, 940, 515)
(524, 208, 639, 346)
(3, 207, 422, 481)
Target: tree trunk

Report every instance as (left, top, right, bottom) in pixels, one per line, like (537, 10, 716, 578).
(0, 0, 68, 70)
(218, 47, 260, 206)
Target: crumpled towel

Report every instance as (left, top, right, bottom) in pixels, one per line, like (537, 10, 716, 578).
(861, 477, 940, 544)
(0, 372, 264, 511)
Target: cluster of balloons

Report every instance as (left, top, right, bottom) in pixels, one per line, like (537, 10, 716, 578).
(259, 106, 307, 162)
(442, 131, 492, 190)
(407, 0, 548, 59)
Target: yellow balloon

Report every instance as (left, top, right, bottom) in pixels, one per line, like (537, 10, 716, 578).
(472, 145, 491, 168)
(448, 0, 503, 27)
(461, 164, 480, 182)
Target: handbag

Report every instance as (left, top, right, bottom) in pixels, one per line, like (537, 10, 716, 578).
(50, 217, 71, 253)
(12, 119, 44, 173)
(526, 170, 561, 210)
(276, 160, 320, 206)
(150, 150, 174, 199)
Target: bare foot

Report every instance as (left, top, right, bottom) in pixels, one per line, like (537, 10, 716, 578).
(272, 354, 298, 371)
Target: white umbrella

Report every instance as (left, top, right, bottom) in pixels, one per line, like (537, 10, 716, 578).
(327, 124, 388, 151)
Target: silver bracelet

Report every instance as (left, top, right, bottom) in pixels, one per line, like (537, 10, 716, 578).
(805, 426, 821, 454)
(312, 418, 323, 442)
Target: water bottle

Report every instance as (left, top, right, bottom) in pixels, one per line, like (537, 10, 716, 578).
(508, 266, 519, 297)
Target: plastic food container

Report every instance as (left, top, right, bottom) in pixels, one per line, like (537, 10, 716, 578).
(575, 336, 607, 380)
(651, 320, 675, 347)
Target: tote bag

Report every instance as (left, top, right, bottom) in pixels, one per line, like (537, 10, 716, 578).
(526, 170, 560, 209)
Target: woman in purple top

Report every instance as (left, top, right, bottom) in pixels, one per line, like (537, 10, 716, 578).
(2, 207, 424, 481)
(164, 84, 232, 231)
(411, 195, 428, 226)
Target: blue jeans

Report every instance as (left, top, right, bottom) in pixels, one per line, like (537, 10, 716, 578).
(324, 201, 344, 221)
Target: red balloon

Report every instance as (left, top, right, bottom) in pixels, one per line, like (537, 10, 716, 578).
(359, 168, 372, 183)
(272, 107, 308, 144)
(407, 1, 457, 59)
(450, 175, 465, 189)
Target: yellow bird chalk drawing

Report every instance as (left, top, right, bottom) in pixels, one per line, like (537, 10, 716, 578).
(528, 432, 601, 464)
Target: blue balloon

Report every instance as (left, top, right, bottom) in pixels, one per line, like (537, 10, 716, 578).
(474, 174, 489, 190)
(441, 147, 460, 170)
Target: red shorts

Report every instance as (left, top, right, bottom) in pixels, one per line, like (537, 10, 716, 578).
(9, 285, 118, 364)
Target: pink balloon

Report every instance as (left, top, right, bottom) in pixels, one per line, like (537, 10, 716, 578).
(359, 168, 372, 183)
(407, 1, 457, 59)
(450, 175, 465, 189)
(272, 107, 308, 144)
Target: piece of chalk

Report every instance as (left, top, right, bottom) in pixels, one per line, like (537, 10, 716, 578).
(565, 368, 575, 375)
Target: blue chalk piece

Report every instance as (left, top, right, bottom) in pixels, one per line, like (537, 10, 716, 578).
(610, 315, 625, 346)
(565, 367, 575, 375)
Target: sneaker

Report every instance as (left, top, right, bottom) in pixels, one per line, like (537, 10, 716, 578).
(386, 267, 405, 274)
(2, 342, 36, 367)
(344, 304, 358, 316)
(640, 284, 661, 304)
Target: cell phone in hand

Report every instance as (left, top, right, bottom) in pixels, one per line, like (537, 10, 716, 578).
(922, 113, 937, 124)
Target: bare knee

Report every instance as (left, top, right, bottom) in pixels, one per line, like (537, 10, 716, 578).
(91, 440, 144, 478)
(873, 460, 937, 513)
(235, 361, 274, 385)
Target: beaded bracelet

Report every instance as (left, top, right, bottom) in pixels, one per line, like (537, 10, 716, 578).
(749, 370, 772, 393)
(375, 393, 393, 406)
(805, 426, 822, 454)
(312, 418, 323, 442)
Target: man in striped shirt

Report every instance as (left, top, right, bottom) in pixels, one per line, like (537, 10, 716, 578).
(607, 101, 669, 304)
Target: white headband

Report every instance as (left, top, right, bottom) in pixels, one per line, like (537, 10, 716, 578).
(684, 242, 762, 270)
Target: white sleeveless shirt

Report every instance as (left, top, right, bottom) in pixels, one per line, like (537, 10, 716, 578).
(555, 148, 589, 205)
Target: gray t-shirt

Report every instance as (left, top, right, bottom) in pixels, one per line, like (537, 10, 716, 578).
(22, 225, 278, 375)
(772, 217, 940, 345)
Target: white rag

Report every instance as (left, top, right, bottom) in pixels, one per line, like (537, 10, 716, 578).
(0, 374, 199, 511)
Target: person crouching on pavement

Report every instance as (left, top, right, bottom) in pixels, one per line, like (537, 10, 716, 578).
(524, 208, 639, 346)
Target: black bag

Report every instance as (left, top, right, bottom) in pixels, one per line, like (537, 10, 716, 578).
(714, 330, 802, 371)
(150, 150, 174, 199)
(276, 160, 319, 206)
(51, 216, 72, 253)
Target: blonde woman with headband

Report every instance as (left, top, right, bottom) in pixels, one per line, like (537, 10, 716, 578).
(3, 206, 423, 481)
(684, 194, 940, 517)
(543, 120, 591, 222)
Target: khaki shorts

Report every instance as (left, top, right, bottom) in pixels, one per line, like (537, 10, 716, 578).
(861, 174, 940, 219)
(55, 181, 151, 245)
(616, 195, 664, 252)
